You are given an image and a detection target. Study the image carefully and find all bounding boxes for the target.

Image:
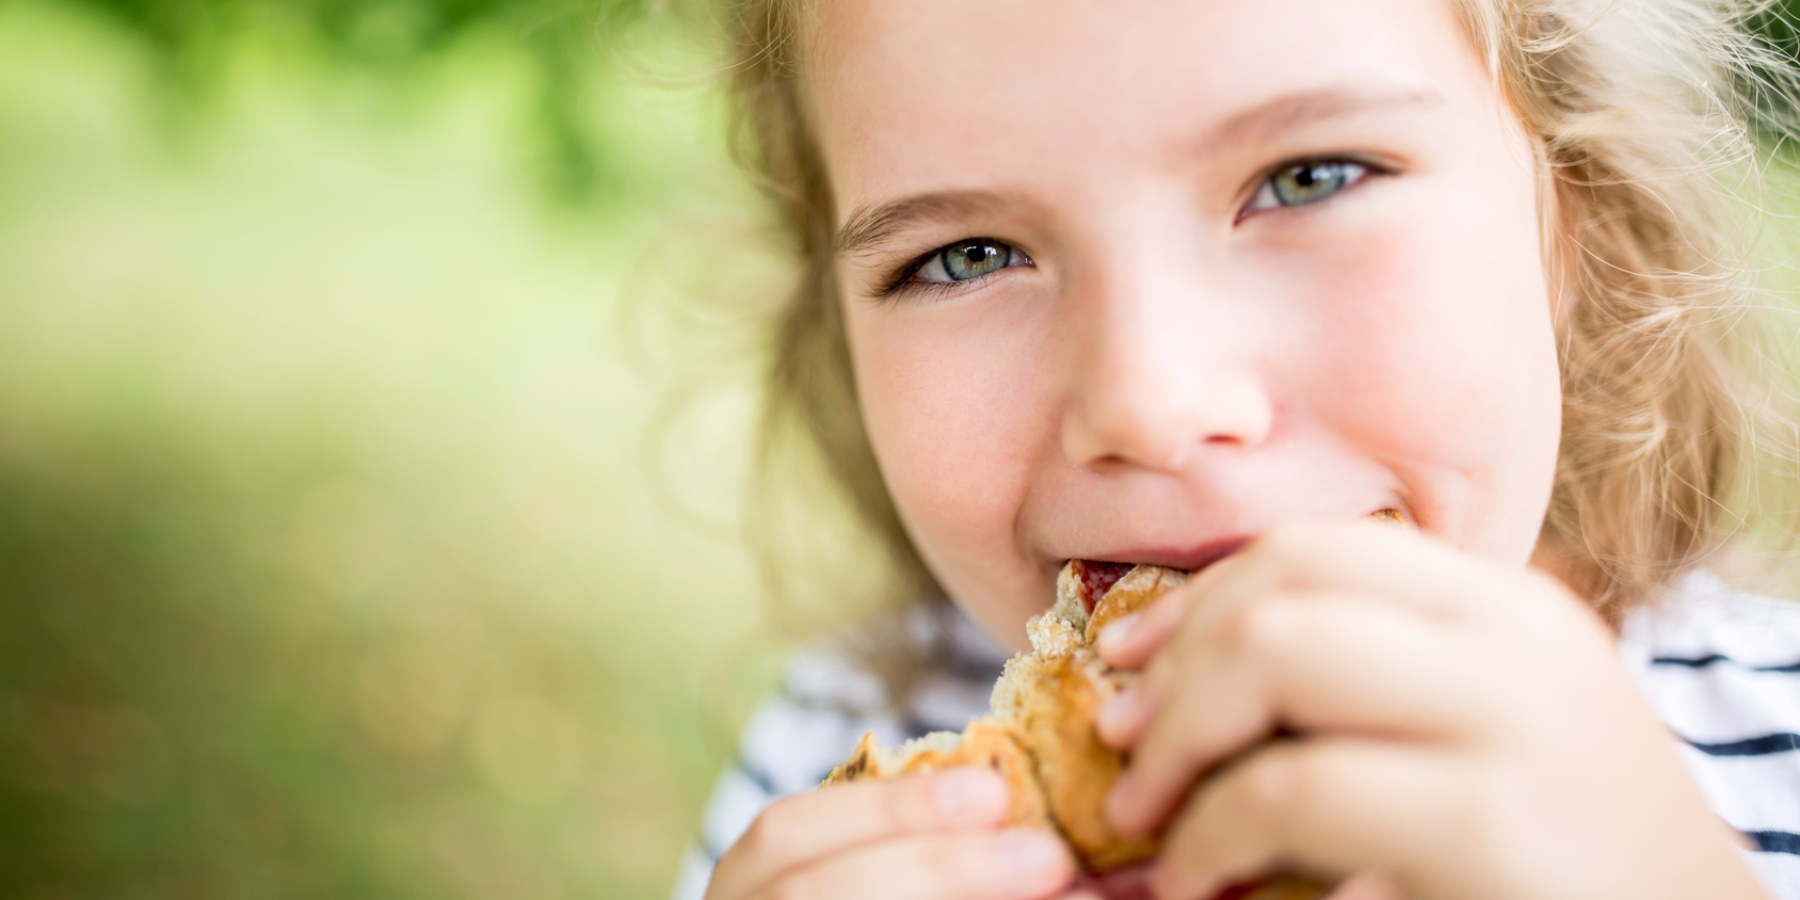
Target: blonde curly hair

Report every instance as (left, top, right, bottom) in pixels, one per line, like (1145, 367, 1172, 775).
(723, 0, 1800, 639)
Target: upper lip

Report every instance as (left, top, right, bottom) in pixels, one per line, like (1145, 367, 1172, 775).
(1062, 507, 1405, 575)
(1075, 535, 1254, 574)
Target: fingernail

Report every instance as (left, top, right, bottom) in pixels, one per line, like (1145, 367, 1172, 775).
(1097, 613, 1140, 654)
(935, 767, 1007, 823)
(1097, 685, 1145, 738)
(998, 830, 1067, 877)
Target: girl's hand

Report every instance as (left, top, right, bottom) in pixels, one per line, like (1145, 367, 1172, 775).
(1092, 523, 1768, 900)
(705, 767, 1076, 900)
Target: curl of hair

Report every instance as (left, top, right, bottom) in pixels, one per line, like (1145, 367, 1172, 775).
(1455, 0, 1800, 618)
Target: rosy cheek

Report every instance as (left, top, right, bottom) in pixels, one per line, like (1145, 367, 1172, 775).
(1277, 179, 1559, 544)
(848, 291, 1056, 563)
(1319, 230, 1525, 452)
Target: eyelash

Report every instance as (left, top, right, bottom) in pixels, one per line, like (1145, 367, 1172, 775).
(876, 239, 1034, 298)
(876, 155, 1386, 298)
(1238, 156, 1383, 221)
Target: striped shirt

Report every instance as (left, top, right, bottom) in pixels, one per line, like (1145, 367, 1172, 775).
(672, 571, 1800, 900)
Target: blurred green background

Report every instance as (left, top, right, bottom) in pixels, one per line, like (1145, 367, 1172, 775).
(4, 2, 1800, 900)
(0, 1, 800, 897)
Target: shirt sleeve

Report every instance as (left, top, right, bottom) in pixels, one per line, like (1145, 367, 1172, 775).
(669, 609, 1008, 900)
(667, 649, 910, 900)
(1619, 570, 1800, 899)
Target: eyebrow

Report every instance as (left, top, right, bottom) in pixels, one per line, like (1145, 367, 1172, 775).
(837, 190, 1012, 258)
(1189, 86, 1444, 158)
(834, 87, 1443, 258)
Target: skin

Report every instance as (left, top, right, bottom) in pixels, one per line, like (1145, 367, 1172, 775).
(706, 0, 1774, 898)
(826, 0, 1560, 649)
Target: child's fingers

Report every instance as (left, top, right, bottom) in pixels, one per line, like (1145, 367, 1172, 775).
(1095, 575, 1197, 669)
(710, 767, 1010, 898)
(1148, 739, 1463, 900)
(1101, 593, 1480, 837)
(1191, 524, 1504, 623)
(747, 828, 1074, 900)
(1097, 522, 1484, 671)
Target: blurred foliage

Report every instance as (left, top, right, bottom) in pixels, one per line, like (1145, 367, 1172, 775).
(39, 0, 1800, 204)
(52, 0, 671, 205)
(0, 1, 782, 898)
(70, 0, 638, 55)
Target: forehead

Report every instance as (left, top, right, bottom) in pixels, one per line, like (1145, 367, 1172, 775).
(807, 0, 1485, 213)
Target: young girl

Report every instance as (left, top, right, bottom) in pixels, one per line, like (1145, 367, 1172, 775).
(671, 0, 1800, 898)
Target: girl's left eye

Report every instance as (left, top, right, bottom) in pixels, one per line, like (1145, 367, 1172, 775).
(911, 238, 1031, 283)
(1243, 159, 1370, 216)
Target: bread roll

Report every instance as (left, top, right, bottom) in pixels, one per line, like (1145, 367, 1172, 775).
(822, 511, 1413, 894)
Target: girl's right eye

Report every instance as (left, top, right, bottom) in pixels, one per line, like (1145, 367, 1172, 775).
(1240, 158, 1372, 219)
(908, 238, 1031, 284)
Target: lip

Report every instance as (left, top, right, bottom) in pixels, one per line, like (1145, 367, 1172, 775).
(1075, 534, 1255, 574)
(1060, 506, 1408, 575)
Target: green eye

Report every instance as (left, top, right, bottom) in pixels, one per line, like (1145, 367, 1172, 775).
(1246, 159, 1369, 214)
(942, 240, 1010, 280)
(911, 238, 1028, 284)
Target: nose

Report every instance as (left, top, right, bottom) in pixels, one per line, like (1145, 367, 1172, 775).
(1060, 266, 1274, 472)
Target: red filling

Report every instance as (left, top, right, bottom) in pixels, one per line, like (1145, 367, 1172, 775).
(1072, 559, 1134, 613)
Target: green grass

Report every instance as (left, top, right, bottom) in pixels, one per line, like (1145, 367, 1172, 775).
(0, 3, 788, 898)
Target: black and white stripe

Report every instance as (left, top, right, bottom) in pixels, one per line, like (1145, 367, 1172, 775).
(675, 570, 1800, 900)
(670, 608, 1006, 900)
(1620, 570, 1800, 896)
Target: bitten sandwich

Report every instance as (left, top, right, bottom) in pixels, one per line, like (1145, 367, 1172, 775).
(822, 557, 1337, 899)
(823, 513, 1410, 896)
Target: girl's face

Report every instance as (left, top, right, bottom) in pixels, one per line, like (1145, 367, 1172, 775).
(810, 0, 1564, 650)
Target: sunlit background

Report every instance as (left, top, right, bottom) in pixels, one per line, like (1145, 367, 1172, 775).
(5, 2, 1800, 899)
(0, 2, 802, 897)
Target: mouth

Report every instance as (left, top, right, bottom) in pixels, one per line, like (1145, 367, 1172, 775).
(1061, 508, 1407, 613)
(1077, 536, 1255, 576)
(1065, 537, 1249, 610)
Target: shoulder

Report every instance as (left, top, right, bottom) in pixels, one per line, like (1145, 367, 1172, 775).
(1617, 569, 1800, 743)
(770, 600, 1010, 750)
(1619, 569, 1800, 670)
(675, 602, 1007, 898)
(1617, 570, 1800, 897)
(684, 644, 901, 871)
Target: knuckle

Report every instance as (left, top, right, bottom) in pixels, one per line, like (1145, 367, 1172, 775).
(1533, 573, 1602, 628)
(761, 873, 820, 900)
(1253, 524, 1312, 566)
(1238, 748, 1312, 819)
(1227, 598, 1302, 656)
(1511, 571, 1609, 643)
(884, 778, 936, 830)
(1512, 565, 1569, 601)
(941, 836, 997, 877)
(1516, 567, 1575, 609)
(736, 801, 794, 861)
(1141, 655, 1172, 697)
(1144, 592, 1194, 644)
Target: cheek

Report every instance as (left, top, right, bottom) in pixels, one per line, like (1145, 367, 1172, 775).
(1293, 177, 1562, 554)
(844, 290, 1054, 564)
